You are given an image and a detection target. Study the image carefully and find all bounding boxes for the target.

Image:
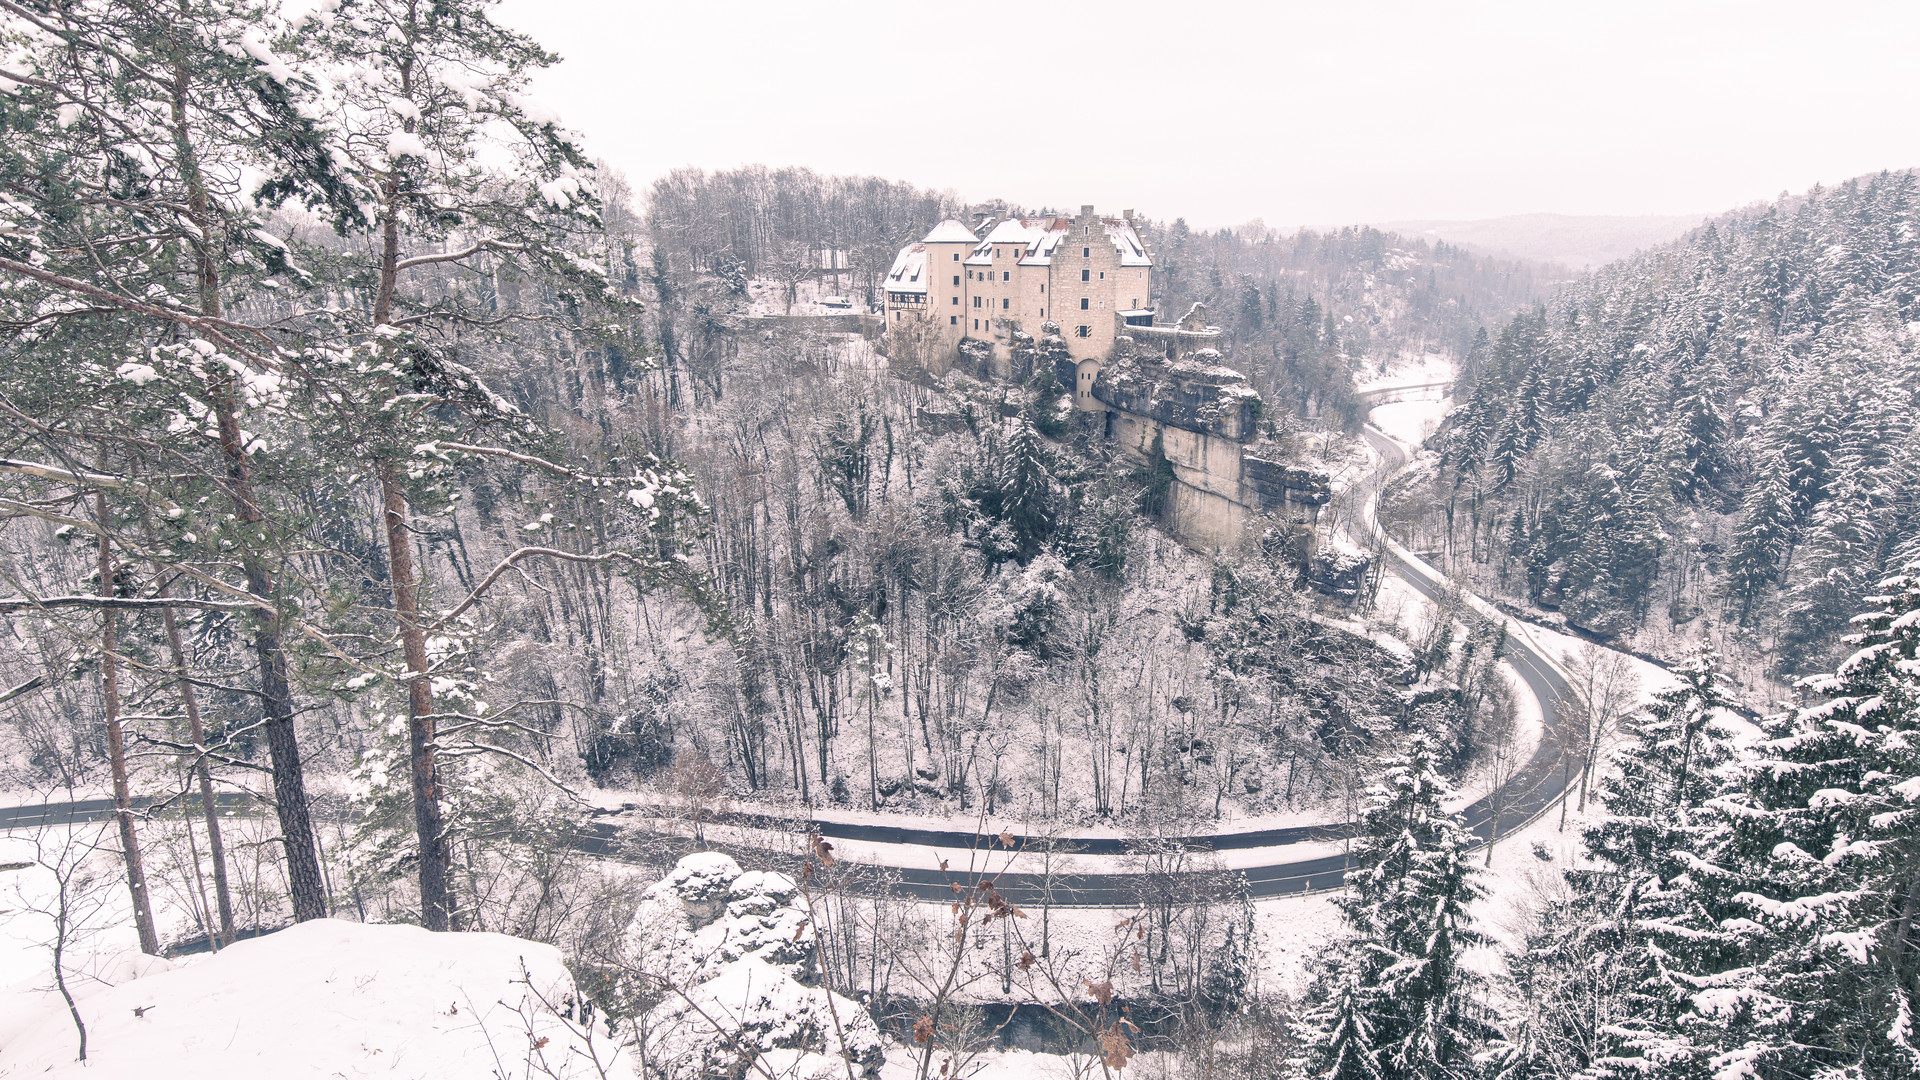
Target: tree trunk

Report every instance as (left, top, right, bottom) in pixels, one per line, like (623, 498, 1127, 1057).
(96, 496, 159, 955)
(213, 398, 328, 922)
(160, 600, 234, 947)
(382, 466, 455, 930)
(169, 44, 324, 921)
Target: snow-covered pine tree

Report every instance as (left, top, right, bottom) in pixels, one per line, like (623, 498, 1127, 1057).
(1289, 735, 1493, 1080)
(1662, 564, 1920, 1078)
(0, 0, 361, 923)
(1507, 647, 1742, 1080)
(1728, 447, 1798, 623)
(995, 419, 1058, 565)
(285, 0, 665, 930)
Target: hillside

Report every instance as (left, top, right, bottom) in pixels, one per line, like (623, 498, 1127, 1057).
(1383, 171, 1920, 683)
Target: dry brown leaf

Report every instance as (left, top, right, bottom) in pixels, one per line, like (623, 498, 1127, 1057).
(533, 1036, 551, 1051)
(999, 829, 1015, 848)
(1085, 979, 1114, 1008)
(1017, 950, 1036, 972)
(913, 1015, 934, 1044)
(1099, 1025, 1134, 1071)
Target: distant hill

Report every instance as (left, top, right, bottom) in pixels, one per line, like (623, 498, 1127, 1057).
(1374, 212, 1706, 270)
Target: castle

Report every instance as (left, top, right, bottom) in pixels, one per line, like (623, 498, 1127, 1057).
(883, 205, 1336, 555)
(883, 205, 1152, 398)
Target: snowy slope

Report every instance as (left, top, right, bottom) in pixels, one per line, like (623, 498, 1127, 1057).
(0, 920, 626, 1079)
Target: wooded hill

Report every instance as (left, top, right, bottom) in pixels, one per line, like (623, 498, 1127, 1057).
(1404, 171, 1920, 674)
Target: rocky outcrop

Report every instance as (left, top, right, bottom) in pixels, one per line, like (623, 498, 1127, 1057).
(1092, 344, 1261, 440)
(627, 853, 885, 1080)
(1242, 455, 1333, 508)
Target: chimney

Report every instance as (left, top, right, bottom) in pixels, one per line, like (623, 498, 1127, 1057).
(1123, 209, 1133, 223)
(1080, 204, 1094, 217)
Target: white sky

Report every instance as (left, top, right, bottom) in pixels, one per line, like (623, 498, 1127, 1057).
(494, 0, 1920, 229)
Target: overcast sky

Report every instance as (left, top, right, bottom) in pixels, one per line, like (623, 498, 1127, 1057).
(492, 0, 1920, 229)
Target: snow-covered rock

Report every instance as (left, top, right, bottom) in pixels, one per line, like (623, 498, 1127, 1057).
(624, 853, 815, 985)
(642, 954, 883, 1080)
(0, 919, 626, 1079)
(627, 853, 880, 1080)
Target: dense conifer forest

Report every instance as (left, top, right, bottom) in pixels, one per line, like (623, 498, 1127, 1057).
(1392, 172, 1920, 678)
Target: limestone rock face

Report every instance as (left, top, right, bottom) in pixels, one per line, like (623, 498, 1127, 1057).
(1092, 345, 1261, 440)
(1242, 455, 1333, 507)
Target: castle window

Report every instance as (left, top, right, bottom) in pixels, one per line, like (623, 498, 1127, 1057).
(950, 315, 957, 324)
(994, 248, 1001, 258)
(974, 319, 979, 330)
(1080, 298, 1089, 310)
(973, 296, 981, 307)
(1002, 271, 1009, 281)
(953, 253, 959, 260)
(1075, 325, 1091, 338)
(1099, 272, 1104, 279)
(1083, 247, 1090, 257)
(951, 297, 958, 305)
(1132, 298, 1138, 307)
(956, 275, 963, 285)
(1002, 298, 1009, 309)
(1040, 284, 1045, 293)
(1081, 269, 1090, 282)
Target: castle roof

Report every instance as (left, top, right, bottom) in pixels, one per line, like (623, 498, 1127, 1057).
(884, 243, 928, 294)
(967, 215, 1151, 268)
(892, 212, 1151, 277)
(921, 219, 980, 244)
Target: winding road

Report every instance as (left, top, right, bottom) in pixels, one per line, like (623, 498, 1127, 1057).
(3, 381, 1583, 908)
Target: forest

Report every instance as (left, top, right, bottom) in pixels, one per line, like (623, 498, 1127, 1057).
(1389, 171, 1920, 683)
(2, 3, 1918, 1080)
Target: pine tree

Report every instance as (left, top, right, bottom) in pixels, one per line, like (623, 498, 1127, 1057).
(1517, 648, 1741, 1080)
(1666, 567, 1920, 1078)
(996, 420, 1058, 565)
(1728, 448, 1797, 623)
(1290, 736, 1493, 1080)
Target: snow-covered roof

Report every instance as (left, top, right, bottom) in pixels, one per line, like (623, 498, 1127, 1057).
(983, 218, 1048, 246)
(884, 243, 927, 294)
(921, 219, 980, 244)
(964, 216, 1153, 268)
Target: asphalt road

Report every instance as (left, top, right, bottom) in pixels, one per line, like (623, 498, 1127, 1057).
(2, 391, 1582, 907)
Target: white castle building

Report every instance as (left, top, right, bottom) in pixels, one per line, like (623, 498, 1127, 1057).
(883, 205, 1154, 405)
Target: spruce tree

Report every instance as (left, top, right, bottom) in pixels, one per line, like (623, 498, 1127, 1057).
(1508, 648, 1742, 1080)
(996, 419, 1057, 565)
(1290, 735, 1493, 1080)
(1668, 567, 1920, 1077)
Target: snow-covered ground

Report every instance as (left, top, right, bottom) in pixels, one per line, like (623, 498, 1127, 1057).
(0, 918, 621, 1079)
(745, 275, 868, 316)
(1368, 397, 1449, 448)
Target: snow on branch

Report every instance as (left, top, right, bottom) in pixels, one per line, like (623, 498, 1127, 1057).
(0, 594, 270, 614)
(393, 238, 527, 272)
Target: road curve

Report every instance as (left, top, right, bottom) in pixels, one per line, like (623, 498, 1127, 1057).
(2, 394, 1581, 906)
